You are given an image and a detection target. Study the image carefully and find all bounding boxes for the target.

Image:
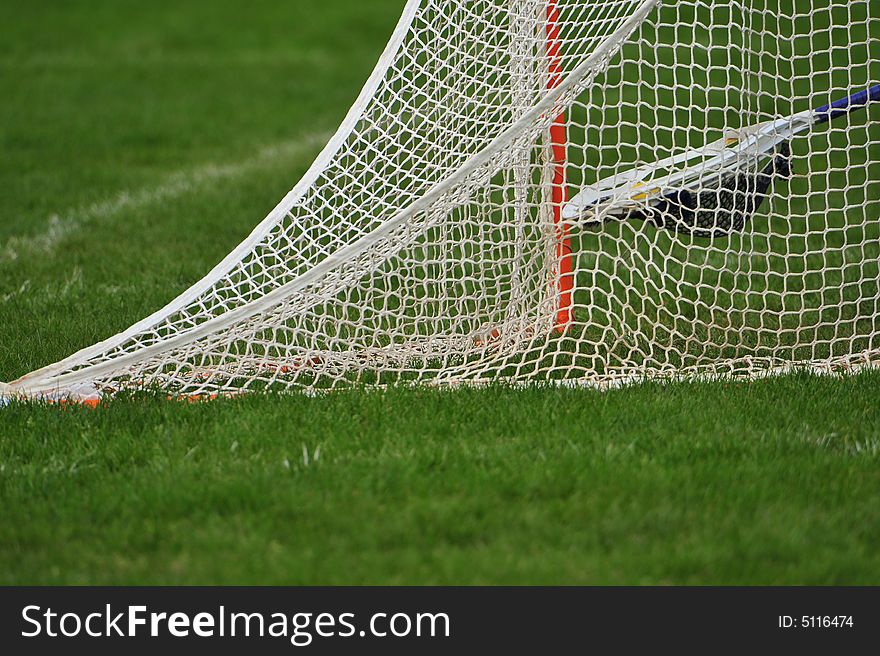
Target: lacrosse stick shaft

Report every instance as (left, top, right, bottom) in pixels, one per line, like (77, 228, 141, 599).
(814, 83, 880, 123)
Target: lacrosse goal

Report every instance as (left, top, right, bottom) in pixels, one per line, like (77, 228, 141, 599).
(2, 0, 879, 400)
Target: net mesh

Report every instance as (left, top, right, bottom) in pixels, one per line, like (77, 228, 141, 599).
(6, 0, 880, 398)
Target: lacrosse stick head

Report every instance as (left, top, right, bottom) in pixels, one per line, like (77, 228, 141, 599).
(563, 112, 809, 227)
(641, 141, 793, 237)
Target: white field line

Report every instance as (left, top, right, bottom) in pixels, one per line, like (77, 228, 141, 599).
(0, 275, 150, 306)
(0, 131, 331, 265)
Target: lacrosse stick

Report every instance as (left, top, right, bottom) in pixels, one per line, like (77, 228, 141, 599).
(563, 83, 880, 237)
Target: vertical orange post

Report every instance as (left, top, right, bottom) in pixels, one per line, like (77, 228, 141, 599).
(546, 0, 573, 332)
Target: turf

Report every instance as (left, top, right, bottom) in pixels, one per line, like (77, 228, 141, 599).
(2, 375, 880, 585)
(1, 0, 880, 584)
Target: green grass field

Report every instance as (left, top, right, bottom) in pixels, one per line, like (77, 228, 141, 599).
(2, 0, 880, 585)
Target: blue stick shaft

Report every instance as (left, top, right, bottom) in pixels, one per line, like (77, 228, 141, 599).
(814, 83, 880, 123)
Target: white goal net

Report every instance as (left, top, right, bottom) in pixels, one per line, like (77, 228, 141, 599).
(3, 0, 879, 400)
